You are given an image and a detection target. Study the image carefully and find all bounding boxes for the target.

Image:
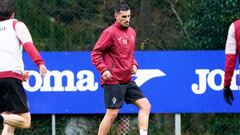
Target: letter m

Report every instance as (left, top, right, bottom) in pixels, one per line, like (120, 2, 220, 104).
(40, 70, 76, 92)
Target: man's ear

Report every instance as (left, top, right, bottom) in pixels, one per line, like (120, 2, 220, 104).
(115, 13, 118, 20)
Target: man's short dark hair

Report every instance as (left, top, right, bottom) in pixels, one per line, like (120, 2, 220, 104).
(114, 3, 130, 14)
(0, 0, 14, 21)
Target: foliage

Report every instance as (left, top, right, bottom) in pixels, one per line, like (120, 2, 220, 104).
(182, 114, 240, 135)
(184, 0, 240, 50)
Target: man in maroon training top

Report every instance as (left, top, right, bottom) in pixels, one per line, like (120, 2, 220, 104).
(91, 3, 151, 135)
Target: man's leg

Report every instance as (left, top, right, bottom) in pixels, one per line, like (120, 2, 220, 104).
(1, 112, 31, 129)
(1, 124, 15, 135)
(98, 109, 119, 135)
(134, 98, 151, 135)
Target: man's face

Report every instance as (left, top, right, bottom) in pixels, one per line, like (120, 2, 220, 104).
(115, 10, 131, 28)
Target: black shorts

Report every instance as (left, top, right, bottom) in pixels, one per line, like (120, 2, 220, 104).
(0, 78, 29, 113)
(103, 81, 145, 109)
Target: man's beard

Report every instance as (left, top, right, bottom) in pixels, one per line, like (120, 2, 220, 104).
(122, 23, 129, 28)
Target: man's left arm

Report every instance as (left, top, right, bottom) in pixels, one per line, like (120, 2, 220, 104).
(223, 23, 236, 105)
(132, 31, 138, 75)
(14, 20, 47, 77)
(132, 56, 138, 75)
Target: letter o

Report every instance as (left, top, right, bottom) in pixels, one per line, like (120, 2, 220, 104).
(207, 69, 224, 91)
(23, 70, 42, 92)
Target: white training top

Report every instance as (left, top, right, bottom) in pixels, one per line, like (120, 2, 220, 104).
(0, 19, 27, 72)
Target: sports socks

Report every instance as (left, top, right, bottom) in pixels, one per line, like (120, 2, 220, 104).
(140, 129, 148, 135)
(0, 114, 3, 124)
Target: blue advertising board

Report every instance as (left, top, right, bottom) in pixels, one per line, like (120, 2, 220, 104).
(22, 51, 239, 114)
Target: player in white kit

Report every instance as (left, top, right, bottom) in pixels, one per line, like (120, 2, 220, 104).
(0, 0, 47, 134)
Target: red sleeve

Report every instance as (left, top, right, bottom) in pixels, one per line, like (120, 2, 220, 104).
(132, 57, 138, 68)
(91, 30, 112, 74)
(23, 42, 45, 69)
(224, 54, 237, 87)
(132, 30, 138, 68)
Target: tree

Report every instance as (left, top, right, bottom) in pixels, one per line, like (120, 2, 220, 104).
(184, 0, 240, 50)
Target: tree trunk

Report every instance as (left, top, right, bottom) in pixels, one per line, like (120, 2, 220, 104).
(139, 0, 151, 37)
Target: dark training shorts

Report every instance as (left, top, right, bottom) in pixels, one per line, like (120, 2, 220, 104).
(0, 78, 29, 113)
(103, 81, 145, 109)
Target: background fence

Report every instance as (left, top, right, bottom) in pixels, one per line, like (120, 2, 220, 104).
(5, 0, 240, 134)
(15, 0, 240, 51)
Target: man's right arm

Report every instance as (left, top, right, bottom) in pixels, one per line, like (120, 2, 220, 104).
(91, 30, 112, 74)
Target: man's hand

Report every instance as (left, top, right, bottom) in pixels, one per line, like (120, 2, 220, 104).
(102, 70, 112, 80)
(39, 64, 47, 77)
(223, 85, 234, 105)
(22, 71, 29, 82)
(132, 65, 137, 75)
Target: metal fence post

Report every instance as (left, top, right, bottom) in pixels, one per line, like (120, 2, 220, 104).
(175, 114, 181, 135)
(52, 114, 56, 135)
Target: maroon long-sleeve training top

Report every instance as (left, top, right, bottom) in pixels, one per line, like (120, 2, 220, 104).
(91, 22, 138, 85)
